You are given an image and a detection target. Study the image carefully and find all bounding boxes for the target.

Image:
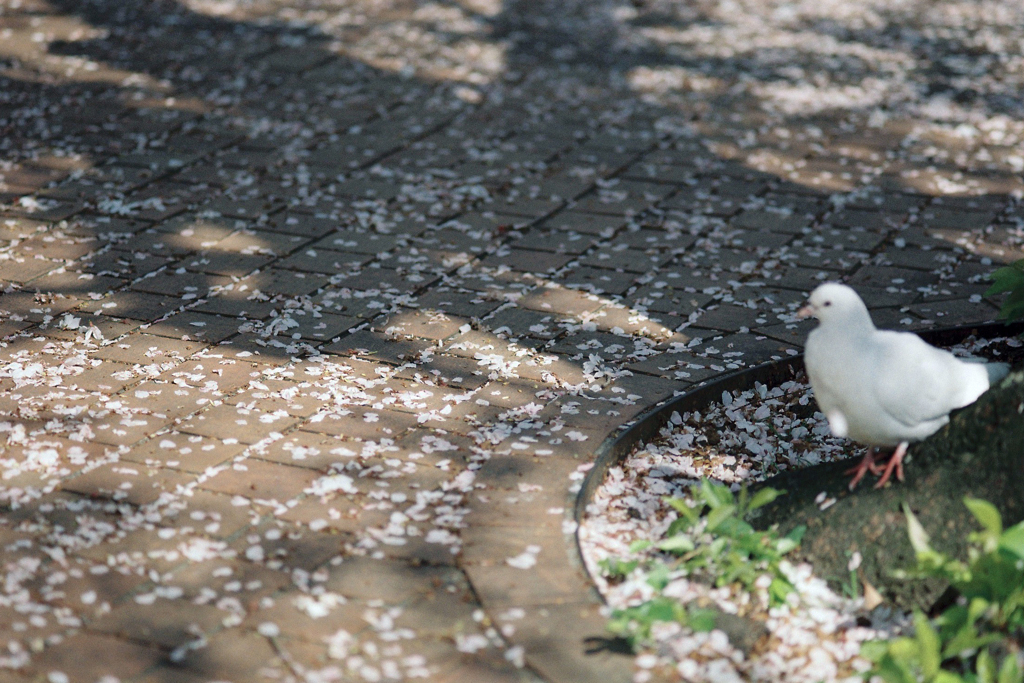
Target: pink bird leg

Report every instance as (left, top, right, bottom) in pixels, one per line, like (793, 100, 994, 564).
(845, 447, 884, 490)
(872, 441, 909, 489)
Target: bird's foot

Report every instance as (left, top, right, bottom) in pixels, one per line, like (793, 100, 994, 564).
(846, 448, 882, 490)
(873, 442, 909, 489)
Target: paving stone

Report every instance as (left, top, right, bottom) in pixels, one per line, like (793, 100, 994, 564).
(235, 268, 331, 298)
(91, 600, 227, 648)
(760, 265, 836, 292)
(61, 462, 196, 505)
(587, 304, 682, 342)
(165, 631, 281, 681)
(300, 405, 420, 441)
(480, 247, 574, 275)
(412, 288, 505, 320)
(0, 321, 32, 341)
(168, 558, 290, 606)
(371, 307, 468, 341)
(228, 380, 324, 418)
(577, 246, 674, 273)
(117, 379, 216, 420)
(278, 247, 374, 273)
(228, 519, 340, 571)
(491, 603, 636, 683)
(323, 329, 434, 365)
(200, 458, 318, 503)
(92, 332, 206, 365)
(0, 255, 60, 283)
(26, 561, 147, 616)
(309, 228, 406, 255)
(166, 489, 258, 540)
(481, 306, 565, 341)
(196, 335, 308, 365)
(847, 264, 940, 290)
(462, 527, 592, 606)
(540, 211, 627, 237)
(80, 291, 185, 321)
(90, 412, 179, 447)
(325, 557, 461, 601)
(26, 269, 126, 297)
(124, 432, 246, 472)
(630, 284, 715, 317)
(179, 403, 301, 444)
(130, 269, 234, 299)
(261, 212, 343, 238)
(466, 487, 570, 529)
(157, 357, 261, 394)
(239, 588, 370, 642)
(181, 249, 275, 276)
(689, 303, 765, 333)
(393, 356, 489, 391)
(39, 317, 140, 346)
(263, 309, 361, 342)
(513, 228, 603, 255)
(908, 297, 1000, 325)
(26, 632, 165, 683)
(571, 180, 672, 216)
(191, 288, 283, 320)
(248, 430, 349, 471)
(0, 290, 82, 323)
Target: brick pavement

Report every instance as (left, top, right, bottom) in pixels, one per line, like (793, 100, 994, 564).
(0, 1, 1022, 682)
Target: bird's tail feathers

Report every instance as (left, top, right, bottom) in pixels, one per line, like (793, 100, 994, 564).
(959, 357, 1012, 388)
(986, 361, 1011, 387)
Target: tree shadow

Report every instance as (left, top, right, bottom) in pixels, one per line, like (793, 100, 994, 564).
(1, 0, 1023, 679)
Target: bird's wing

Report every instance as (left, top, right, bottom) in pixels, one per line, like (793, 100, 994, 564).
(870, 331, 988, 429)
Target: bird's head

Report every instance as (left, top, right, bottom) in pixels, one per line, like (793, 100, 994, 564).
(797, 283, 872, 325)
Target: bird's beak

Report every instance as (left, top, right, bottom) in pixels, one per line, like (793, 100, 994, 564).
(797, 304, 815, 319)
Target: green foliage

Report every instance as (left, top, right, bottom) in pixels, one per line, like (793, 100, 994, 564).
(861, 498, 1024, 683)
(842, 550, 861, 600)
(986, 259, 1024, 324)
(601, 479, 802, 650)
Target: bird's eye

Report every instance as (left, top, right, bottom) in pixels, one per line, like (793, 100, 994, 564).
(824, 301, 832, 307)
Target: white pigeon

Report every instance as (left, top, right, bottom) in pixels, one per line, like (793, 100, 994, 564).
(799, 282, 1010, 489)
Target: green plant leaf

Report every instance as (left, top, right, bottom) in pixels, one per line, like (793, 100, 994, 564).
(704, 503, 738, 532)
(700, 479, 735, 509)
(965, 498, 1003, 537)
(768, 577, 793, 606)
(913, 611, 941, 679)
(689, 608, 717, 632)
(644, 597, 680, 623)
(658, 535, 696, 554)
(986, 262, 1024, 296)
(665, 497, 701, 525)
(629, 539, 653, 553)
(860, 640, 890, 662)
(999, 523, 1024, 558)
(894, 634, 921, 655)
(666, 517, 692, 537)
(747, 487, 786, 512)
(646, 563, 670, 591)
(978, 649, 997, 683)
(999, 288, 1024, 322)
(998, 652, 1023, 683)
(714, 516, 753, 538)
(599, 557, 640, 578)
(874, 651, 916, 683)
(776, 526, 806, 555)
(903, 504, 934, 556)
